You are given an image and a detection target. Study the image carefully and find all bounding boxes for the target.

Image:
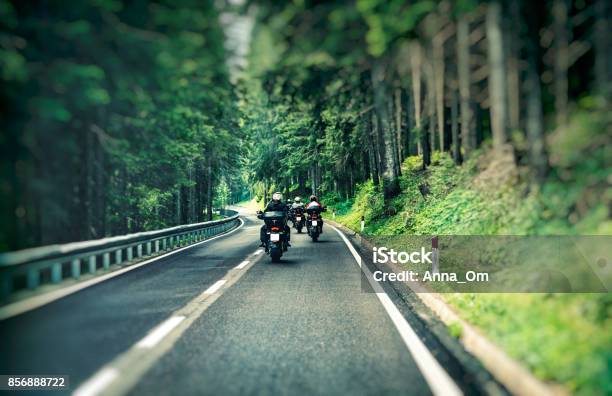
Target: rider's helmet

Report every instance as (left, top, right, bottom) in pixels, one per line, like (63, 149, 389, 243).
(310, 195, 318, 202)
(294, 196, 301, 203)
(272, 192, 283, 202)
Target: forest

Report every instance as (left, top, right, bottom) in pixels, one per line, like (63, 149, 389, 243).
(242, 0, 609, 235)
(1, 0, 609, 251)
(0, 0, 247, 251)
(0, 0, 610, 394)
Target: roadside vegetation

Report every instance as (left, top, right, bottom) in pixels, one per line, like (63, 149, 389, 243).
(325, 103, 610, 394)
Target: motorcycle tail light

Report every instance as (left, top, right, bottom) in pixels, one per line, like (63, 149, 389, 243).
(271, 226, 280, 231)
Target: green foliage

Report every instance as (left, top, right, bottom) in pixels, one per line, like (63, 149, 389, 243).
(0, 0, 245, 249)
(446, 293, 612, 395)
(332, 119, 610, 393)
(447, 322, 463, 339)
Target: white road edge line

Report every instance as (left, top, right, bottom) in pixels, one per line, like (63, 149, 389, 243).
(235, 260, 250, 270)
(136, 316, 186, 349)
(203, 280, 227, 295)
(0, 218, 245, 321)
(331, 225, 463, 396)
(253, 249, 263, 255)
(73, 367, 119, 396)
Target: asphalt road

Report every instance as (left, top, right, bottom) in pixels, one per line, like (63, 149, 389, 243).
(0, 208, 479, 396)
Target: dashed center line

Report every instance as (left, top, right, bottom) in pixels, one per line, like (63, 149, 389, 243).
(236, 260, 250, 269)
(74, 368, 119, 396)
(72, 245, 263, 396)
(204, 280, 227, 295)
(136, 316, 186, 349)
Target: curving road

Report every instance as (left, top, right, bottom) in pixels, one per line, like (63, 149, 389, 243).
(0, 208, 491, 396)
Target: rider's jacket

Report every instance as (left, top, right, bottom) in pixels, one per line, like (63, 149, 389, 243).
(291, 202, 305, 210)
(305, 201, 322, 211)
(265, 200, 289, 213)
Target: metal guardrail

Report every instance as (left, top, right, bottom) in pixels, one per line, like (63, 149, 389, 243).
(0, 210, 240, 300)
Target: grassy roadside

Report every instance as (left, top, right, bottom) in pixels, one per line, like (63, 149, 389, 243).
(323, 107, 611, 395)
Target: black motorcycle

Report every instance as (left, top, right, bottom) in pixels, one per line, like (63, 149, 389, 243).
(291, 206, 305, 233)
(306, 206, 326, 242)
(257, 210, 290, 262)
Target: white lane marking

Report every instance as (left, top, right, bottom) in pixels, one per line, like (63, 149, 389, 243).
(253, 249, 263, 255)
(0, 218, 245, 320)
(136, 316, 186, 349)
(73, 367, 119, 396)
(73, 251, 263, 396)
(235, 260, 250, 269)
(332, 226, 463, 396)
(203, 280, 226, 295)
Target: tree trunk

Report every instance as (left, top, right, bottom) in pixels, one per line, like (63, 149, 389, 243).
(176, 187, 181, 225)
(507, 0, 521, 131)
(366, 114, 380, 186)
(451, 88, 462, 164)
(395, 87, 403, 161)
(410, 41, 423, 156)
(372, 59, 400, 198)
(553, 0, 569, 132)
(405, 89, 415, 155)
(425, 58, 437, 153)
(433, 34, 446, 152)
(206, 155, 213, 221)
(388, 93, 402, 177)
(457, 16, 475, 157)
(486, 0, 509, 148)
(524, 0, 548, 182)
(594, 0, 611, 105)
(421, 117, 431, 169)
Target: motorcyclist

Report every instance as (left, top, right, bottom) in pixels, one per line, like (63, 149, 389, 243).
(259, 192, 291, 248)
(289, 196, 305, 227)
(291, 196, 304, 210)
(305, 194, 324, 233)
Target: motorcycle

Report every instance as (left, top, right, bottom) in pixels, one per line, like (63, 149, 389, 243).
(291, 206, 305, 233)
(257, 210, 290, 262)
(306, 206, 326, 242)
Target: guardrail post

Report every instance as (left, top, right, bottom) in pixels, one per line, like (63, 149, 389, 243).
(432, 237, 439, 274)
(154, 240, 159, 253)
(116, 249, 122, 265)
(146, 242, 152, 255)
(88, 256, 96, 274)
(137, 244, 142, 258)
(103, 253, 110, 270)
(127, 246, 133, 261)
(27, 268, 40, 289)
(71, 258, 81, 279)
(163, 238, 168, 250)
(51, 263, 62, 283)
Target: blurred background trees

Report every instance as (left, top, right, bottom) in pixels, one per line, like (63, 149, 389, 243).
(241, 0, 610, 234)
(0, 0, 247, 250)
(1, 0, 610, 250)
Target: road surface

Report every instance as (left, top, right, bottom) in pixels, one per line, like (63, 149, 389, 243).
(0, 208, 487, 396)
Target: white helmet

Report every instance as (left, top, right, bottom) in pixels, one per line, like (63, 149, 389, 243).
(294, 196, 301, 203)
(272, 192, 283, 201)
